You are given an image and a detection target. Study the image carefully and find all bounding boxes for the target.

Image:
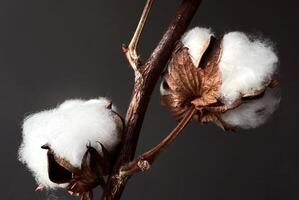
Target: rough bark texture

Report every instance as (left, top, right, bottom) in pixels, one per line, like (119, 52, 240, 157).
(101, 0, 202, 199)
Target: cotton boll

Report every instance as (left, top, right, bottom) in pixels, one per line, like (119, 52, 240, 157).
(49, 99, 121, 168)
(18, 97, 123, 189)
(181, 27, 214, 67)
(219, 32, 278, 104)
(220, 89, 280, 129)
(160, 27, 280, 131)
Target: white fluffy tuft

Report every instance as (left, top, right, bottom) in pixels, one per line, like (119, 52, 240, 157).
(18, 97, 122, 188)
(219, 32, 278, 104)
(181, 27, 214, 67)
(220, 89, 280, 129)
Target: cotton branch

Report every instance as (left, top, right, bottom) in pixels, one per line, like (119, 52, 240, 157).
(101, 0, 202, 200)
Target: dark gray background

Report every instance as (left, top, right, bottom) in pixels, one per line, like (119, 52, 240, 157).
(1, 0, 298, 199)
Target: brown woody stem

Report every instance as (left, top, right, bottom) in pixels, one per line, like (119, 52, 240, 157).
(119, 106, 196, 177)
(122, 0, 154, 73)
(101, 0, 202, 199)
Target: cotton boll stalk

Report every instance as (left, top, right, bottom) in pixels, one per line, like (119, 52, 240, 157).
(18, 97, 123, 196)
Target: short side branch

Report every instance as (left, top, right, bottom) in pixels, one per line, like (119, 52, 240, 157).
(122, 0, 154, 74)
(119, 106, 196, 177)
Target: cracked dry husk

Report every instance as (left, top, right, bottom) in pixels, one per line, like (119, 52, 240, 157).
(43, 144, 110, 200)
(42, 111, 124, 200)
(161, 37, 279, 131)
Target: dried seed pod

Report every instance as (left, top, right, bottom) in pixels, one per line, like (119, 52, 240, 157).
(160, 27, 280, 130)
(18, 98, 124, 199)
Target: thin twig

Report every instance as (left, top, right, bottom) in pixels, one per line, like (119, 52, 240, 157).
(118, 106, 196, 177)
(122, 0, 154, 76)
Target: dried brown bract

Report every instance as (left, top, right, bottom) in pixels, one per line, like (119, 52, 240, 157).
(43, 143, 114, 200)
(161, 37, 231, 129)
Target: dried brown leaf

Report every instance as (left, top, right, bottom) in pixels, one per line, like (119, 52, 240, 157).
(161, 38, 225, 126)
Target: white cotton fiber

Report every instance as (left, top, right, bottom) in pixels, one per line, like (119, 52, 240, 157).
(220, 89, 280, 129)
(219, 32, 278, 104)
(19, 110, 61, 188)
(18, 97, 122, 188)
(181, 27, 214, 67)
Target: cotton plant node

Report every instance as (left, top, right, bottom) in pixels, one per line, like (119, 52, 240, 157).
(18, 98, 124, 200)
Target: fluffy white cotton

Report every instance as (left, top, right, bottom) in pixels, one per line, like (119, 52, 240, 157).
(219, 32, 278, 104)
(18, 97, 122, 188)
(220, 89, 280, 129)
(181, 27, 214, 67)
